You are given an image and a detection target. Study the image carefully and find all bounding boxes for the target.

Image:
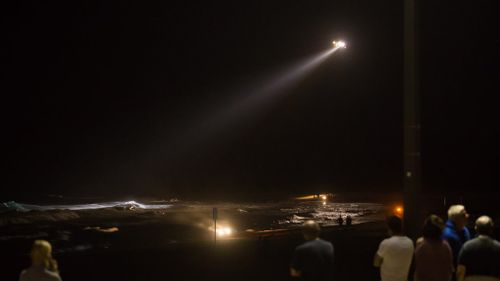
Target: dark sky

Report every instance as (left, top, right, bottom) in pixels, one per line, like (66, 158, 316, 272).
(2, 1, 499, 200)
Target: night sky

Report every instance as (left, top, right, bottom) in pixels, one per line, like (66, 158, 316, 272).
(2, 1, 499, 200)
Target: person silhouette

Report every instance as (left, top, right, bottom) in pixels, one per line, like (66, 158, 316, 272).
(290, 220, 334, 281)
(20, 240, 62, 281)
(346, 215, 352, 226)
(336, 215, 344, 226)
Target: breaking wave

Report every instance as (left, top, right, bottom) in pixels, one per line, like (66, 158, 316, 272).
(0, 200, 172, 213)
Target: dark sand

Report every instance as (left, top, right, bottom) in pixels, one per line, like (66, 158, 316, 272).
(2, 220, 387, 281)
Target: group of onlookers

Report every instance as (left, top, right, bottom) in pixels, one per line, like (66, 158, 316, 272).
(290, 204, 499, 281)
(19, 204, 499, 281)
(373, 205, 500, 281)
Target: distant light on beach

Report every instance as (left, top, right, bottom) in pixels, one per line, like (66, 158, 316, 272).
(294, 193, 333, 201)
(216, 226, 232, 237)
(394, 206, 404, 216)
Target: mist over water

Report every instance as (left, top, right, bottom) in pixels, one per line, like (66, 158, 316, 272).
(4, 200, 171, 211)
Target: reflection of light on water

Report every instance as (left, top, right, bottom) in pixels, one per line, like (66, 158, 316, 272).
(277, 202, 385, 226)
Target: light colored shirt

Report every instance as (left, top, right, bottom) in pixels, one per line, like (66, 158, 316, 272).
(377, 235, 414, 281)
(19, 265, 62, 281)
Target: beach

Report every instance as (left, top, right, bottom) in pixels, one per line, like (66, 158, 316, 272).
(1, 200, 387, 281)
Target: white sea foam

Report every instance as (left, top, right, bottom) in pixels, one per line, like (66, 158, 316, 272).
(1, 200, 172, 212)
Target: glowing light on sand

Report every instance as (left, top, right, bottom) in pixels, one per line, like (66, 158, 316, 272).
(216, 226, 232, 237)
(208, 222, 233, 238)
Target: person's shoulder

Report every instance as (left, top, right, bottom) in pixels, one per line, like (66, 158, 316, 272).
(464, 226, 471, 234)
(378, 237, 390, 247)
(443, 221, 456, 235)
(463, 237, 480, 247)
(382, 236, 394, 243)
(19, 269, 29, 281)
(379, 236, 404, 248)
(442, 227, 454, 237)
(382, 236, 402, 246)
(318, 238, 332, 245)
(400, 236, 414, 248)
(442, 239, 452, 249)
(461, 237, 484, 252)
(487, 238, 500, 250)
(19, 268, 28, 275)
(401, 235, 413, 242)
(317, 239, 333, 248)
(295, 242, 308, 252)
(391, 235, 413, 244)
(43, 269, 62, 281)
(416, 237, 424, 244)
(296, 240, 315, 250)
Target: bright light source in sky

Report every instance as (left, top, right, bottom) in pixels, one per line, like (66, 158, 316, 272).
(332, 40, 347, 49)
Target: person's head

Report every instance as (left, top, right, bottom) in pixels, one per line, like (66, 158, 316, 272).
(387, 215, 403, 236)
(422, 215, 445, 241)
(475, 216, 494, 236)
(30, 240, 58, 272)
(301, 220, 321, 240)
(448, 205, 469, 230)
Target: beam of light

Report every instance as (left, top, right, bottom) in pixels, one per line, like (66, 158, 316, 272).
(159, 46, 342, 154)
(222, 47, 338, 111)
(126, 43, 345, 181)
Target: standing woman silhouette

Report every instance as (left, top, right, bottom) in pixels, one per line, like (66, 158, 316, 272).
(20, 240, 62, 281)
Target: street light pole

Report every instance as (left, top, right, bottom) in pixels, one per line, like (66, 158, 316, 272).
(404, 0, 421, 240)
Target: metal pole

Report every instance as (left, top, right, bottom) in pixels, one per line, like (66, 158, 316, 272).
(213, 207, 217, 246)
(404, 0, 421, 240)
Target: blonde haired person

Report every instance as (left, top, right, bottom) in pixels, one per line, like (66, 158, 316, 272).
(20, 240, 62, 281)
(443, 205, 471, 267)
